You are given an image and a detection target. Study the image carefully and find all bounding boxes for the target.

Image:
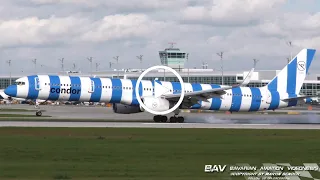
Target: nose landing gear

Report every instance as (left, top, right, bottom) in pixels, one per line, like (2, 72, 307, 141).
(36, 110, 42, 116)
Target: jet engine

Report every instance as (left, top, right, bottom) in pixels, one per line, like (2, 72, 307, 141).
(140, 96, 175, 112)
(112, 103, 142, 114)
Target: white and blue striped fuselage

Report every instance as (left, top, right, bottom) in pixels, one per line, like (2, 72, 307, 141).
(8, 75, 296, 112)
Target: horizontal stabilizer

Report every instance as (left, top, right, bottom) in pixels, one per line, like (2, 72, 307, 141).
(281, 95, 319, 102)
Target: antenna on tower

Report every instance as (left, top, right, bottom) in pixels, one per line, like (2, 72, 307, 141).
(73, 63, 76, 71)
(168, 42, 176, 48)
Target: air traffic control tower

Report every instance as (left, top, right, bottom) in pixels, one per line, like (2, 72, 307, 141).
(159, 43, 188, 70)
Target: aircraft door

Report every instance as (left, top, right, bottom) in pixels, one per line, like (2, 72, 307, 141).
(266, 91, 271, 104)
(88, 80, 94, 93)
(35, 77, 40, 91)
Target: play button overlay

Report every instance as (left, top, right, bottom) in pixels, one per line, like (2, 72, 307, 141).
(154, 80, 170, 98)
(135, 65, 185, 115)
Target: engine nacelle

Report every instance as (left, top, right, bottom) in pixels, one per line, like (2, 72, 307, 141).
(140, 97, 174, 112)
(112, 103, 142, 114)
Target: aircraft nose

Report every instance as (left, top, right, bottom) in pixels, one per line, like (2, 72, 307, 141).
(4, 85, 17, 97)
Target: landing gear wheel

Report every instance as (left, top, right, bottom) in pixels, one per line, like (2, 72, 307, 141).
(36, 111, 42, 116)
(169, 117, 176, 123)
(169, 116, 184, 123)
(177, 116, 184, 123)
(153, 115, 167, 122)
(153, 115, 160, 122)
(160, 116, 168, 122)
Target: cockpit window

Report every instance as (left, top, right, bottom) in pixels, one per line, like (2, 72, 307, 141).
(15, 82, 25, 85)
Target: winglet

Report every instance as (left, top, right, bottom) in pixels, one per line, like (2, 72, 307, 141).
(240, 67, 254, 86)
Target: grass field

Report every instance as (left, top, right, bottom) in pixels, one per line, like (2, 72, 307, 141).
(1, 128, 320, 180)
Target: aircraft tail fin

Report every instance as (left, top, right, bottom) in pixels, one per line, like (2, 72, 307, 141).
(265, 48, 316, 97)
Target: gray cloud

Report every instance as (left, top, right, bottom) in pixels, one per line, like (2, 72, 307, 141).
(0, 0, 320, 75)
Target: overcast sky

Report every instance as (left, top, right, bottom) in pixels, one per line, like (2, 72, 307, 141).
(0, 0, 320, 75)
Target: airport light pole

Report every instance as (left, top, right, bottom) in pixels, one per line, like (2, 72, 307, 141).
(287, 41, 293, 62)
(202, 62, 208, 69)
(95, 62, 100, 72)
(73, 63, 76, 71)
(87, 57, 93, 76)
(186, 53, 190, 83)
(253, 59, 259, 68)
(59, 58, 64, 72)
(32, 59, 37, 74)
(113, 56, 119, 78)
(109, 62, 114, 69)
(136, 55, 143, 71)
(6, 60, 11, 85)
(216, 52, 224, 85)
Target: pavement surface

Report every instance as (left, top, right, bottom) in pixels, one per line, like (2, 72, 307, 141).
(1, 121, 320, 129)
(1, 104, 320, 129)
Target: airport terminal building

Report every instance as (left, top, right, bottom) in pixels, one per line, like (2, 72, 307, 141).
(1, 46, 320, 98)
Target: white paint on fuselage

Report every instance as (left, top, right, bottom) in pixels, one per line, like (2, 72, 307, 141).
(12, 76, 292, 112)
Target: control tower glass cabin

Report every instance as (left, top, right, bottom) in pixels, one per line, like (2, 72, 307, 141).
(159, 46, 188, 70)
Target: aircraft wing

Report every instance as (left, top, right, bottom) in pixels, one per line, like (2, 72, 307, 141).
(240, 67, 254, 87)
(281, 95, 319, 102)
(162, 84, 237, 102)
(161, 66, 254, 105)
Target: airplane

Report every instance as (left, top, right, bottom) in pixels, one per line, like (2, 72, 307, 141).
(3, 48, 318, 122)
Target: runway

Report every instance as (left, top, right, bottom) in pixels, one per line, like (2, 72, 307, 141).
(1, 121, 320, 129)
(1, 104, 320, 129)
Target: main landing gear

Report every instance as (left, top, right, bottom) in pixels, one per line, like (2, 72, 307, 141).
(152, 115, 184, 123)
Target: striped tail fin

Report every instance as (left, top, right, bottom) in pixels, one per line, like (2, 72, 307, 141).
(266, 48, 316, 96)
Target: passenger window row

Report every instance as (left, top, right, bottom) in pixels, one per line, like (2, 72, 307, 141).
(226, 93, 262, 98)
(43, 83, 194, 93)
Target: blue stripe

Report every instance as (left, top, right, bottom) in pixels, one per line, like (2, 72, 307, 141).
(48, 75, 60, 101)
(69, 76, 81, 101)
(306, 49, 316, 73)
(110, 79, 122, 103)
(191, 83, 202, 109)
(131, 80, 142, 105)
(171, 82, 181, 94)
(26, 75, 39, 99)
(249, 87, 261, 111)
(268, 91, 280, 110)
(288, 99, 298, 107)
(89, 77, 102, 102)
(268, 77, 278, 91)
(210, 84, 222, 110)
(287, 57, 297, 95)
(267, 77, 280, 110)
(229, 87, 242, 112)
